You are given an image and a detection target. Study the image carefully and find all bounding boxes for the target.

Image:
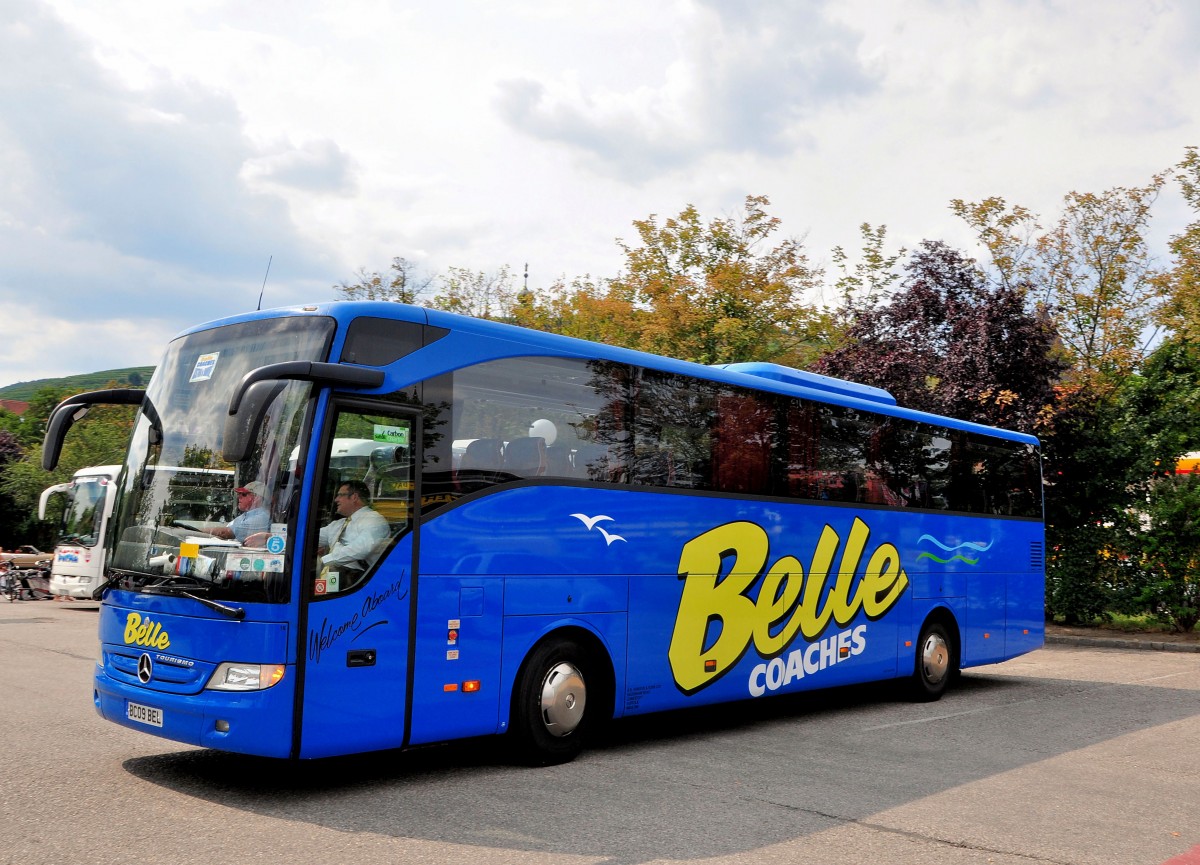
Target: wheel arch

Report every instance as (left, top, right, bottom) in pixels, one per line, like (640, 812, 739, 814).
(518, 624, 617, 719)
(920, 605, 962, 673)
(499, 619, 620, 735)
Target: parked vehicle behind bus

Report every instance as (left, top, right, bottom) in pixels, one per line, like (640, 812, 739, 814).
(43, 302, 1045, 765)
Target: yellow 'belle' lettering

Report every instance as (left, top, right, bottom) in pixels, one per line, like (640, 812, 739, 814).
(123, 612, 171, 650)
(669, 516, 909, 693)
(668, 522, 763, 692)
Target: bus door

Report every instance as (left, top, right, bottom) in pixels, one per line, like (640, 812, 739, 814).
(298, 404, 419, 758)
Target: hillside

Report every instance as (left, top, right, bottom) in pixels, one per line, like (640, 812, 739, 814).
(0, 367, 156, 401)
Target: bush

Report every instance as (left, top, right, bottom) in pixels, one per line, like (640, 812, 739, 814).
(1125, 474, 1200, 633)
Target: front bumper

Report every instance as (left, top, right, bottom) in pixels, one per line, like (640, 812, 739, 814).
(94, 662, 296, 757)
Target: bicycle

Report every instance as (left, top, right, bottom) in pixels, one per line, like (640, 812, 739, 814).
(1, 563, 52, 601)
(1, 565, 19, 602)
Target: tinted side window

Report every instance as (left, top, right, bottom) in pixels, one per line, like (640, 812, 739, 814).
(414, 355, 1041, 518)
(340, 318, 447, 366)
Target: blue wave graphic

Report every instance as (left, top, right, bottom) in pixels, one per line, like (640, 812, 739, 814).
(917, 535, 994, 554)
(916, 535, 994, 567)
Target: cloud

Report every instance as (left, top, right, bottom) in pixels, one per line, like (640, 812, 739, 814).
(494, 0, 878, 180)
(244, 139, 357, 195)
(0, 0, 340, 331)
(0, 299, 168, 383)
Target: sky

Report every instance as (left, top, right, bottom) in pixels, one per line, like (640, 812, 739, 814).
(1, 0, 1198, 387)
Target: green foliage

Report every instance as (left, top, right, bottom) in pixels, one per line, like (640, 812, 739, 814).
(431, 265, 517, 319)
(1047, 524, 1124, 625)
(1042, 382, 1152, 623)
(0, 382, 137, 548)
(605, 195, 826, 366)
(1120, 338, 1200, 464)
(830, 222, 906, 314)
(1123, 474, 1200, 633)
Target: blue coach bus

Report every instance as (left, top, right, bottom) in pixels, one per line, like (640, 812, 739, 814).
(43, 301, 1044, 764)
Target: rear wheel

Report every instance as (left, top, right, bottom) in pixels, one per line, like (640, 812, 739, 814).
(511, 638, 596, 766)
(910, 620, 956, 702)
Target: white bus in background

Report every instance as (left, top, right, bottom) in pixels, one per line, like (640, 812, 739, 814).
(39, 465, 121, 600)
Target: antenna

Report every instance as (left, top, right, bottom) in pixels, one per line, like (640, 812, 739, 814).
(257, 255, 273, 311)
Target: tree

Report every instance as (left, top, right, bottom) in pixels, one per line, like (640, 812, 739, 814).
(1041, 381, 1149, 623)
(1120, 337, 1200, 467)
(508, 275, 644, 348)
(334, 257, 435, 304)
(1124, 473, 1200, 633)
(954, 177, 1169, 383)
(829, 223, 906, 315)
(813, 240, 1064, 433)
(0, 384, 137, 548)
(514, 195, 826, 366)
(430, 265, 517, 319)
(1157, 146, 1200, 340)
(613, 195, 825, 365)
(953, 180, 1174, 624)
(0, 429, 25, 548)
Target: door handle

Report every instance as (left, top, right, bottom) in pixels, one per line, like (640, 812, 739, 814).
(347, 649, 376, 667)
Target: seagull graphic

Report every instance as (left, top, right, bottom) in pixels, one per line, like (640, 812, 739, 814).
(570, 513, 627, 545)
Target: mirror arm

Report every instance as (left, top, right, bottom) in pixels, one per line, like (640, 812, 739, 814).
(227, 362, 384, 415)
(42, 389, 146, 471)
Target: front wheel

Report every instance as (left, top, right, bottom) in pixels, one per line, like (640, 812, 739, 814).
(909, 620, 956, 702)
(510, 639, 597, 766)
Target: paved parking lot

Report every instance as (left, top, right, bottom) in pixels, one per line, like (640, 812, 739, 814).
(2, 599, 1198, 865)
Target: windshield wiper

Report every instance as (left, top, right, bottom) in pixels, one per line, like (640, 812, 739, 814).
(92, 572, 124, 600)
(141, 582, 245, 620)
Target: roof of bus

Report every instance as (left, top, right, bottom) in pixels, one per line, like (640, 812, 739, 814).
(73, 465, 122, 478)
(176, 301, 1040, 446)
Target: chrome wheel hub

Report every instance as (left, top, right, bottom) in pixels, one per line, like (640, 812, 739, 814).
(540, 661, 586, 737)
(921, 632, 950, 685)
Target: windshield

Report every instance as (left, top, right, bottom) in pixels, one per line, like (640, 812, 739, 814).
(60, 473, 114, 546)
(108, 315, 335, 604)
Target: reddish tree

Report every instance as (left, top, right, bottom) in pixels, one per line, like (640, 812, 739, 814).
(813, 240, 1064, 434)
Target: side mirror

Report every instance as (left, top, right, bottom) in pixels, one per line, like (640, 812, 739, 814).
(221, 361, 385, 463)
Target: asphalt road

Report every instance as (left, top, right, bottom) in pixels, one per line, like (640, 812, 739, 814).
(2, 599, 1198, 865)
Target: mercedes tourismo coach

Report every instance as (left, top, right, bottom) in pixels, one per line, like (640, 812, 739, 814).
(42, 301, 1044, 763)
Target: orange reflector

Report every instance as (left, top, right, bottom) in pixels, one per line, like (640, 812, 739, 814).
(704, 659, 717, 672)
(443, 683, 459, 692)
(984, 633, 990, 639)
(904, 640, 912, 647)
(839, 647, 849, 657)
(1023, 629, 1029, 634)
(463, 680, 481, 693)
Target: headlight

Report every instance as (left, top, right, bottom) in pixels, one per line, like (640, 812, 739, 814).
(206, 662, 286, 691)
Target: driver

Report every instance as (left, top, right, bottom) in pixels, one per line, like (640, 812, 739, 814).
(317, 480, 389, 580)
(209, 481, 271, 544)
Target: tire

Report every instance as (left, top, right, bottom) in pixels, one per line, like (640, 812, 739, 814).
(510, 638, 596, 766)
(910, 620, 956, 702)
